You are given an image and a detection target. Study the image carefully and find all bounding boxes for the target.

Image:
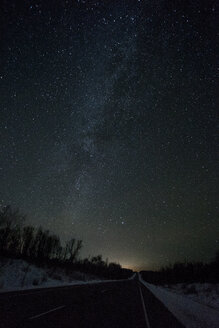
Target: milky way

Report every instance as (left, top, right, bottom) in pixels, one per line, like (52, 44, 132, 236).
(0, 0, 218, 270)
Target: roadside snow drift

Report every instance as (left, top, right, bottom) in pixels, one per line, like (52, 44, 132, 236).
(163, 283, 219, 311)
(139, 274, 219, 328)
(0, 258, 103, 292)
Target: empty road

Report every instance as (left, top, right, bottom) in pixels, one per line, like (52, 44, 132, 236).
(0, 276, 184, 328)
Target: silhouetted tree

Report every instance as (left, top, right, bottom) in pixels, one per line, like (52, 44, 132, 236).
(65, 238, 83, 262)
(21, 226, 35, 257)
(0, 206, 25, 254)
(8, 226, 22, 255)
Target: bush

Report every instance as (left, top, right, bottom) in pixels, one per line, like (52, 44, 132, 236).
(52, 274, 62, 281)
(32, 278, 39, 286)
(0, 279, 4, 289)
(42, 274, 48, 283)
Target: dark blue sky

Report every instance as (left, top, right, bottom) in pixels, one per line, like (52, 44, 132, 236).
(0, 0, 218, 270)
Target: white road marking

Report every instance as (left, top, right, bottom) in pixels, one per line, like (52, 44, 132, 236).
(138, 284, 151, 328)
(29, 305, 65, 320)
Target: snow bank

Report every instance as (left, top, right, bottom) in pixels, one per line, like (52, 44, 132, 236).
(139, 274, 219, 328)
(0, 258, 104, 292)
(163, 283, 219, 311)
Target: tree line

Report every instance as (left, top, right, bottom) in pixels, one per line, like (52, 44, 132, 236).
(141, 254, 219, 285)
(0, 205, 82, 262)
(0, 205, 133, 279)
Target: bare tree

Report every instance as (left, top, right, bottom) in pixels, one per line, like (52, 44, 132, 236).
(0, 206, 25, 253)
(21, 226, 35, 257)
(65, 238, 83, 262)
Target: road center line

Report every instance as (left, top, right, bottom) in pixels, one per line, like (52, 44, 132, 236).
(138, 284, 151, 328)
(29, 305, 65, 320)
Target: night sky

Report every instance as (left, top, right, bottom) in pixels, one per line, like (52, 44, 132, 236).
(0, 0, 218, 270)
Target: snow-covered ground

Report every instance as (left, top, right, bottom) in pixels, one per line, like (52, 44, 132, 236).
(0, 258, 104, 292)
(139, 274, 219, 328)
(163, 282, 219, 311)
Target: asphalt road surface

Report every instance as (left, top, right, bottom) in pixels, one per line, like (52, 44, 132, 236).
(0, 276, 184, 328)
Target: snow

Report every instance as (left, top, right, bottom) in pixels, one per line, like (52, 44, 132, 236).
(0, 258, 110, 293)
(163, 283, 219, 311)
(139, 274, 219, 328)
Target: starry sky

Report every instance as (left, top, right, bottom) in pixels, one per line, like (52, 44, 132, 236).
(0, 0, 218, 270)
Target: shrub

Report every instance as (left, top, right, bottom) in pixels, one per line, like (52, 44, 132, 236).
(32, 278, 39, 286)
(42, 274, 48, 283)
(52, 274, 62, 281)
